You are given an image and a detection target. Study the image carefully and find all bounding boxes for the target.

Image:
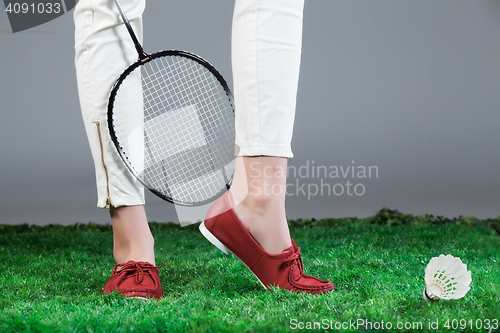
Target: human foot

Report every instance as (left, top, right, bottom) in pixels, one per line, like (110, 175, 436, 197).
(200, 193, 333, 294)
(102, 260, 168, 299)
(228, 156, 291, 254)
(228, 189, 291, 254)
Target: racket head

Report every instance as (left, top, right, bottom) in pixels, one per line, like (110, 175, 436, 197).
(108, 50, 235, 206)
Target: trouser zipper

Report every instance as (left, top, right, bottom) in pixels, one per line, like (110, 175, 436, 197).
(95, 121, 111, 210)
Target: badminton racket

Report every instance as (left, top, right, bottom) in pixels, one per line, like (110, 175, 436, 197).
(108, 0, 235, 206)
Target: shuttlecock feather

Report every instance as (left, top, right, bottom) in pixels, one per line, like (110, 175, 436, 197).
(423, 254, 472, 301)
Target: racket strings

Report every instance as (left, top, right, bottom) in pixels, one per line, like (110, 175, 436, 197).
(111, 53, 235, 205)
(142, 57, 234, 139)
(143, 58, 233, 159)
(142, 57, 234, 202)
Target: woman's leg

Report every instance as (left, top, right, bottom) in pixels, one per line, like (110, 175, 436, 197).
(74, 0, 154, 265)
(229, 0, 304, 254)
(74, 0, 162, 299)
(201, 0, 333, 293)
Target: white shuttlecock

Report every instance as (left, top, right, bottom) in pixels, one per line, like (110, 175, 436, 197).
(423, 254, 472, 301)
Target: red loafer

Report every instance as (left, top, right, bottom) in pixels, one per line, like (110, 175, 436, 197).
(102, 260, 167, 300)
(200, 193, 334, 294)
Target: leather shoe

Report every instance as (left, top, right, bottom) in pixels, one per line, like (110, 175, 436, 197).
(102, 260, 167, 299)
(200, 193, 334, 294)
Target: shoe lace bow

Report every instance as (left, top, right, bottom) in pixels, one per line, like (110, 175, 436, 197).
(284, 246, 304, 277)
(119, 262, 169, 284)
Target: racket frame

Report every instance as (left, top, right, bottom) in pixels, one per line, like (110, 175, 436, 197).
(108, 0, 235, 206)
(114, 0, 148, 61)
(107, 50, 235, 206)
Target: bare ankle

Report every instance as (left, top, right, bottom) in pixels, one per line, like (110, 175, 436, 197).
(110, 205, 155, 265)
(113, 248, 155, 266)
(113, 235, 155, 265)
(228, 192, 291, 254)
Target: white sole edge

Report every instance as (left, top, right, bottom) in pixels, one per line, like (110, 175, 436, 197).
(199, 221, 229, 255)
(199, 221, 267, 290)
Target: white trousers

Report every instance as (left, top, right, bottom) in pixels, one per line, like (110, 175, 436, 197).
(74, 0, 304, 209)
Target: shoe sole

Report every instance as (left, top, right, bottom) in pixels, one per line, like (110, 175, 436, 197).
(199, 221, 230, 255)
(121, 292, 158, 300)
(199, 221, 267, 289)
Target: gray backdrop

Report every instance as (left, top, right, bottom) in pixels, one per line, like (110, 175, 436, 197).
(1, 0, 499, 226)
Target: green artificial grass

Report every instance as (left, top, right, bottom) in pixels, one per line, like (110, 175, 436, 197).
(0, 209, 499, 332)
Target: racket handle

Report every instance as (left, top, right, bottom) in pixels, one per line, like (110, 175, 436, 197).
(114, 0, 148, 61)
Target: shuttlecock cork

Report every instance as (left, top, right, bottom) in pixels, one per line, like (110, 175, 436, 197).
(423, 254, 472, 301)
